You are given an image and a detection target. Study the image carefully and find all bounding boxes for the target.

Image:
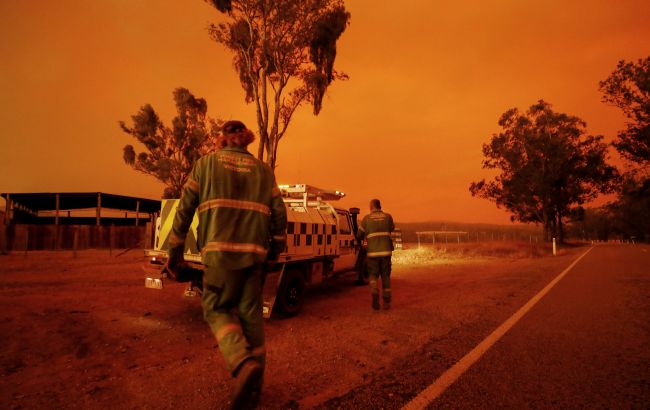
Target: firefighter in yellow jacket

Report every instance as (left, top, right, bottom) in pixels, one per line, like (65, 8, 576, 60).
(357, 199, 395, 310)
(167, 120, 287, 409)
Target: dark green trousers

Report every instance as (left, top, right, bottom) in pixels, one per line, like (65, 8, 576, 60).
(201, 264, 265, 376)
(366, 256, 392, 303)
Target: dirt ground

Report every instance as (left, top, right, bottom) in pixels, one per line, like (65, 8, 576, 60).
(0, 245, 583, 409)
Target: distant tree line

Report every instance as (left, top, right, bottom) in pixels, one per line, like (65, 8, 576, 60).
(471, 57, 650, 243)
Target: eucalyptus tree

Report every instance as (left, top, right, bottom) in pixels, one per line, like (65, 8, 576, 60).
(600, 56, 650, 171)
(120, 88, 221, 198)
(470, 100, 617, 242)
(205, 0, 350, 168)
(600, 57, 650, 240)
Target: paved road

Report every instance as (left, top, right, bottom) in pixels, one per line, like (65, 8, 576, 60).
(321, 244, 650, 409)
(431, 244, 650, 409)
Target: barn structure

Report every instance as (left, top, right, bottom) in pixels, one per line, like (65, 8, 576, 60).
(1, 192, 161, 252)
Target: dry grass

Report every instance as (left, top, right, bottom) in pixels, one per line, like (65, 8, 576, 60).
(392, 241, 550, 265)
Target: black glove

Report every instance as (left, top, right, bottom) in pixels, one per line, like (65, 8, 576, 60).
(166, 246, 203, 283)
(166, 246, 185, 281)
(266, 248, 278, 263)
(267, 239, 285, 262)
(275, 239, 286, 257)
(264, 240, 284, 271)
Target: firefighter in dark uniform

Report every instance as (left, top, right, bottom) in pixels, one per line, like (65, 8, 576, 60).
(357, 199, 395, 310)
(167, 120, 287, 409)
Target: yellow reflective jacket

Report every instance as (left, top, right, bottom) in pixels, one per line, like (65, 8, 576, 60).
(169, 146, 287, 269)
(357, 209, 395, 257)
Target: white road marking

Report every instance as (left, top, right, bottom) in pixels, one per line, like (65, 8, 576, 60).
(401, 246, 595, 410)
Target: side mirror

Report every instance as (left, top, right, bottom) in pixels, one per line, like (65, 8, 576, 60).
(349, 208, 360, 237)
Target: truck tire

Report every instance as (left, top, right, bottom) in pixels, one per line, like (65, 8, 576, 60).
(276, 268, 305, 317)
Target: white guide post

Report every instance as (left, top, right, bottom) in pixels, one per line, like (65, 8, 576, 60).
(552, 237, 557, 256)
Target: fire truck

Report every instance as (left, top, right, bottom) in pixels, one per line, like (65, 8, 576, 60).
(144, 184, 367, 318)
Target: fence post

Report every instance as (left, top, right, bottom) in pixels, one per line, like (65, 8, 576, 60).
(0, 223, 6, 255)
(54, 193, 60, 248)
(96, 193, 101, 226)
(4, 194, 11, 225)
(24, 229, 28, 258)
(73, 227, 79, 258)
(135, 200, 140, 227)
(144, 222, 152, 249)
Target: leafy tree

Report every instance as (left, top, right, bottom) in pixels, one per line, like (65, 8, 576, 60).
(120, 87, 221, 198)
(470, 100, 617, 243)
(607, 176, 650, 242)
(599, 57, 650, 171)
(599, 57, 650, 242)
(204, 0, 350, 168)
(567, 183, 650, 243)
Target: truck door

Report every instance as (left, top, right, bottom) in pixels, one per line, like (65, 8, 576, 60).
(332, 210, 357, 273)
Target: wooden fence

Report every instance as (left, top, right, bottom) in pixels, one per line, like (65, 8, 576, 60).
(0, 223, 154, 252)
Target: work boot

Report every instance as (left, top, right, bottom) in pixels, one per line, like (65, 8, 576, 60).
(231, 359, 263, 410)
(372, 295, 380, 310)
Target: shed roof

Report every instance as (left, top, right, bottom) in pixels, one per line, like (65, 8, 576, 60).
(1, 192, 161, 214)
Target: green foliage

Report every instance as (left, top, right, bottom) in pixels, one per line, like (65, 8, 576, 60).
(599, 57, 650, 168)
(568, 177, 650, 242)
(565, 207, 615, 241)
(608, 177, 650, 241)
(206, 0, 232, 12)
(599, 57, 650, 241)
(470, 100, 617, 242)
(119, 87, 221, 199)
(205, 0, 350, 168)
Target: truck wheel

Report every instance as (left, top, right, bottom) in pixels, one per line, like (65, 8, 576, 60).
(276, 269, 305, 317)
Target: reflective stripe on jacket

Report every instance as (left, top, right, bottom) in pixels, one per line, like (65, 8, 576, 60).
(357, 210, 395, 258)
(171, 146, 287, 269)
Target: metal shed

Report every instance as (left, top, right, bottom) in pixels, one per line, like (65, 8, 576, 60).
(2, 192, 160, 226)
(1, 192, 161, 252)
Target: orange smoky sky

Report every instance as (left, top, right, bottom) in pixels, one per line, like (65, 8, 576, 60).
(1, 0, 649, 224)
